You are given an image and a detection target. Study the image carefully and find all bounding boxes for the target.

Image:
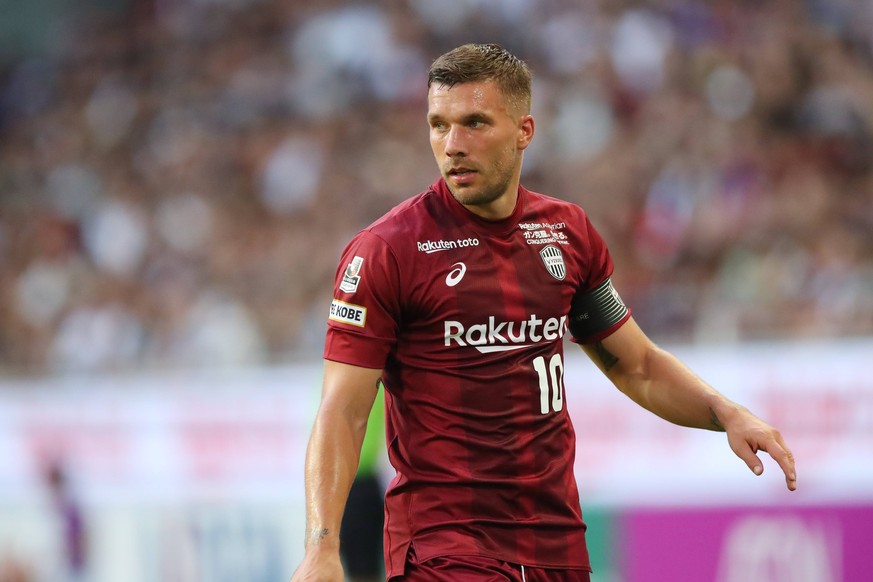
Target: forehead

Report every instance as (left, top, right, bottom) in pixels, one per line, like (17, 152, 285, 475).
(427, 80, 510, 117)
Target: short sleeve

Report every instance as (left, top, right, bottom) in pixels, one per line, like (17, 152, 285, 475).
(323, 230, 401, 369)
(569, 212, 631, 343)
(580, 212, 614, 292)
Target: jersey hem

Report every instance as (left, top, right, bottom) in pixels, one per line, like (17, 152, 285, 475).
(387, 544, 593, 579)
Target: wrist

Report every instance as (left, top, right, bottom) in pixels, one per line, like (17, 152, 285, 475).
(304, 526, 340, 551)
(708, 398, 744, 432)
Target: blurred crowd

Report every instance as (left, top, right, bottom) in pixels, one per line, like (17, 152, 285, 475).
(0, 0, 872, 375)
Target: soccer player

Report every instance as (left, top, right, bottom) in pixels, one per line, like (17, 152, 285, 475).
(291, 43, 796, 582)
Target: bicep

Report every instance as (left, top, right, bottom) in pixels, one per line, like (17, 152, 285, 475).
(318, 359, 383, 428)
(579, 316, 654, 386)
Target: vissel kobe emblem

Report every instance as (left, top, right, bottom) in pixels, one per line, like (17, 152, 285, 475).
(539, 245, 566, 280)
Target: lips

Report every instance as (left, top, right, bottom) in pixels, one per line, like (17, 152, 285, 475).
(447, 167, 477, 186)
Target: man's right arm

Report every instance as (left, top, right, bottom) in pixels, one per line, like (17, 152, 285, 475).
(290, 360, 383, 582)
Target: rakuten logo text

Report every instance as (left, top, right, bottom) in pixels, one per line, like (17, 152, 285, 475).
(444, 315, 567, 353)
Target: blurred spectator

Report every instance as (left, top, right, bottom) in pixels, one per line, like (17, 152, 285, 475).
(44, 461, 88, 582)
(339, 387, 387, 582)
(0, 0, 872, 375)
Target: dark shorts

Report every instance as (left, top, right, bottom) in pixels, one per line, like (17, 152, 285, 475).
(340, 474, 385, 578)
(396, 546, 591, 582)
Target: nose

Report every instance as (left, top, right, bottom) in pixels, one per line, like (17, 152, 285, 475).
(444, 125, 467, 158)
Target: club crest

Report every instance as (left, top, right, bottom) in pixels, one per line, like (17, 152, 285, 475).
(539, 245, 566, 280)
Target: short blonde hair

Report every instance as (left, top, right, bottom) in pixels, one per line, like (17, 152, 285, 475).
(427, 43, 532, 114)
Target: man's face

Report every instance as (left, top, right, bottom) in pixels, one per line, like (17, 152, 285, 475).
(427, 80, 532, 212)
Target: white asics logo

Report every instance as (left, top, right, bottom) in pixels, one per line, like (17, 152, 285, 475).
(445, 262, 467, 287)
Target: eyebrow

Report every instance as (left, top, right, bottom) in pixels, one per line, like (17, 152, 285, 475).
(464, 112, 490, 123)
(427, 111, 492, 124)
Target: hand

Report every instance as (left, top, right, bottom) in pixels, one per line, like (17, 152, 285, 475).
(722, 406, 797, 491)
(290, 549, 344, 582)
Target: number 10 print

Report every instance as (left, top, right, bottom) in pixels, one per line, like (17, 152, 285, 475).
(533, 354, 564, 414)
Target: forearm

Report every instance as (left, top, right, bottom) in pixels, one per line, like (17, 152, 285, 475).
(612, 344, 743, 431)
(582, 319, 796, 490)
(302, 403, 368, 551)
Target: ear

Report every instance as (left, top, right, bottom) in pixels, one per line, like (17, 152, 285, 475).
(517, 114, 535, 150)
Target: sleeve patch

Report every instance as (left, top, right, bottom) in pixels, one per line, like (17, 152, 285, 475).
(329, 299, 367, 327)
(339, 256, 364, 293)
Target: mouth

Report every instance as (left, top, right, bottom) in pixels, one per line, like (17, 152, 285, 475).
(447, 167, 477, 180)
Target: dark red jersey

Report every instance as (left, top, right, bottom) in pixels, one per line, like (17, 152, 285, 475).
(324, 179, 629, 578)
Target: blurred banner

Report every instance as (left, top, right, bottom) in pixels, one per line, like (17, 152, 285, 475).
(0, 338, 870, 581)
(566, 337, 873, 506)
(619, 505, 873, 582)
(0, 365, 324, 502)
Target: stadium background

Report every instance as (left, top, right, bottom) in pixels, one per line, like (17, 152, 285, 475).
(0, 0, 871, 580)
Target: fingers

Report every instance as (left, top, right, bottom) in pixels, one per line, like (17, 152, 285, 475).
(730, 429, 797, 491)
(768, 432, 797, 491)
(734, 441, 764, 477)
(749, 433, 797, 491)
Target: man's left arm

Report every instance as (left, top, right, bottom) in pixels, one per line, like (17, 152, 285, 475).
(579, 317, 797, 491)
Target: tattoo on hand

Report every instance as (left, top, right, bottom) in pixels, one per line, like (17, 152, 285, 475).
(709, 408, 724, 431)
(307, 528, 330, 546)
(594, 342, 619, 371)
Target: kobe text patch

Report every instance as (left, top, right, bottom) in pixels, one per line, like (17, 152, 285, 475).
(329, 299, 367, 327)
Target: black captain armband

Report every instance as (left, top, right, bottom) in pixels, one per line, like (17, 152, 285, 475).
(568, 278, 630, 342)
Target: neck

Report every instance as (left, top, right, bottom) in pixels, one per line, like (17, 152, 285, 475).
(462, 185, 519, 221)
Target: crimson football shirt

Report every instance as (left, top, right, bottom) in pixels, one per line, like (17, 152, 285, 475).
(324, 178, 629, 578)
